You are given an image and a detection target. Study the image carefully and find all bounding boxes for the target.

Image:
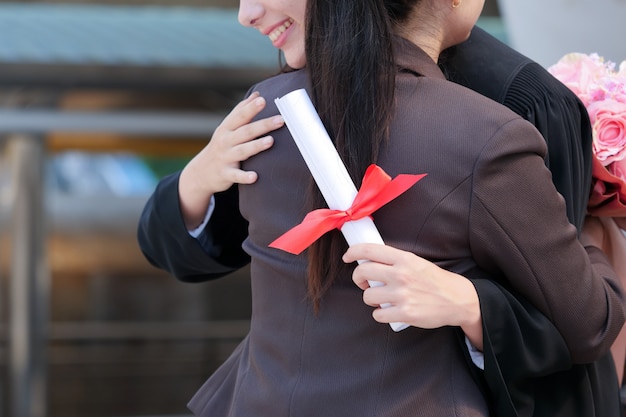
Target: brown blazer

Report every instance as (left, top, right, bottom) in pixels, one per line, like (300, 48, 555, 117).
(441, 27, 621, 417)
(138, 37, 624, 416)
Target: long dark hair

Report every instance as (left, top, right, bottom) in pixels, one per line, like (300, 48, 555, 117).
(304, 0, 419, 310)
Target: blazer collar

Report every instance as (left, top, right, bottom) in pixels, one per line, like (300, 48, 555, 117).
(393, 36, 447, 80)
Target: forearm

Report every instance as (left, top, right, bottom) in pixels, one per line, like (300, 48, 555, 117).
(137, 172, 249, 282)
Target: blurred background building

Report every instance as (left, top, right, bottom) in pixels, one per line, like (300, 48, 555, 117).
(7, 0, 612, 416)
(0, 2, 273, 416)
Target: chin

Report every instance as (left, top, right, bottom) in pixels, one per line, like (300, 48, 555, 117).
(285, 56, 306, 69)
(282, 46, 306, 69)
(449, 29, 473, 48)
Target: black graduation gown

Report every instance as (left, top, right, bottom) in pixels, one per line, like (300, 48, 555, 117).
(440, 26, 622, 417)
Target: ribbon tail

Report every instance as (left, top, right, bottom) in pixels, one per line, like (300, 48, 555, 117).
(377, 173, 428, 206)
(269, 209, 345, 255)
(352, 165, 427, 216)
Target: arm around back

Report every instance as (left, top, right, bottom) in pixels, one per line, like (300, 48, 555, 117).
(137, 172, 250, 282)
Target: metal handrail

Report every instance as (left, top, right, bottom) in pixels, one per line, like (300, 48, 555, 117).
(0, 110, 222, 136)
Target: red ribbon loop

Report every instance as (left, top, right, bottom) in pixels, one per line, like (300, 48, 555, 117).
(269, 164, 427, 255)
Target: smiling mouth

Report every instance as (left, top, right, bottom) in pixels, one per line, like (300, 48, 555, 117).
(268, 18, 294, 42)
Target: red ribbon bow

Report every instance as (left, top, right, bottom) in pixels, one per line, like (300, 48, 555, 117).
(269, 164, 427, 255)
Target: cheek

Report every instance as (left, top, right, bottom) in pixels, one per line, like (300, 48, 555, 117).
(467, 0, 484, 29)
(287, 0, 307, 24)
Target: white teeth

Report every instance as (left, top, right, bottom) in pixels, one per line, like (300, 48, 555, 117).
(269, 19, 293, 42)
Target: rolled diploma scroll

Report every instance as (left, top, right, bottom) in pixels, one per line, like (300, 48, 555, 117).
(275, 88, 408, 332)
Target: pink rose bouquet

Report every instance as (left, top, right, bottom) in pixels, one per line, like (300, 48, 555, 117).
(549, 53, 626, 226)
(551, 54, 626, 383)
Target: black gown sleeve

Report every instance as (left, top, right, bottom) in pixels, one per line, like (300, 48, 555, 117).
(136, 171, 250, 282)
(442, 26, 621, 416)
(502, 62, 593, 233)
(470, 276, 620, 417)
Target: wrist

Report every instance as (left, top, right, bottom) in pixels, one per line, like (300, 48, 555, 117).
(179, 163, 215, 230)
(456, 277, 483, 351)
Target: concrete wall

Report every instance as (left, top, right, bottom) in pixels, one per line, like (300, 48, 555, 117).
(499, 0, 626, 67)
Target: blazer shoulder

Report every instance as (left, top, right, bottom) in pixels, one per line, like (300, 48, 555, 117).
(439, 78, 525, 125)
(250, 69, 309, 101)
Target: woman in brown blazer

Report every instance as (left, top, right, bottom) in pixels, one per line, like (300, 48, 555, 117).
(138, 0, 624, 415)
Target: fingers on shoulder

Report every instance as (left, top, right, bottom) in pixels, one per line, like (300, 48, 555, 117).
(222, 92, 266, 129)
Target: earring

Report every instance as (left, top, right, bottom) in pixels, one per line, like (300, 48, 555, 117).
(452, 0, 461, 7)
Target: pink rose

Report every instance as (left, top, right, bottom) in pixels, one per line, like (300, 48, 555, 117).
(587, 99, 626, 165)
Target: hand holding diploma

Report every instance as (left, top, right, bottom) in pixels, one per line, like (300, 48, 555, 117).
(269, 89, 426, 331)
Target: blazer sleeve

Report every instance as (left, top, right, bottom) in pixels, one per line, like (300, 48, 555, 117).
(469, 118, 625, 364)
(136, 171, 250, 282)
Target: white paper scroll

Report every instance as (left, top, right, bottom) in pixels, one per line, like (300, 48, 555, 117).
(275, 88, 408, 332)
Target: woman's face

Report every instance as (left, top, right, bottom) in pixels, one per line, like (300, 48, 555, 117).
(239, 0, 307, 69)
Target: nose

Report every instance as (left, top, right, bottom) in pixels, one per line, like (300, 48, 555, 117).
(238, 0, 263, 27)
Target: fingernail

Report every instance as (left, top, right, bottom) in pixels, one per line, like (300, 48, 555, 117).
(255, 97, 265, 106)
(273, 115, 284, 125)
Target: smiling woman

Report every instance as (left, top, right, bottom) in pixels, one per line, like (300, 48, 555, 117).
(238, 0, 306, 69)
(137, 1, 624, 417)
